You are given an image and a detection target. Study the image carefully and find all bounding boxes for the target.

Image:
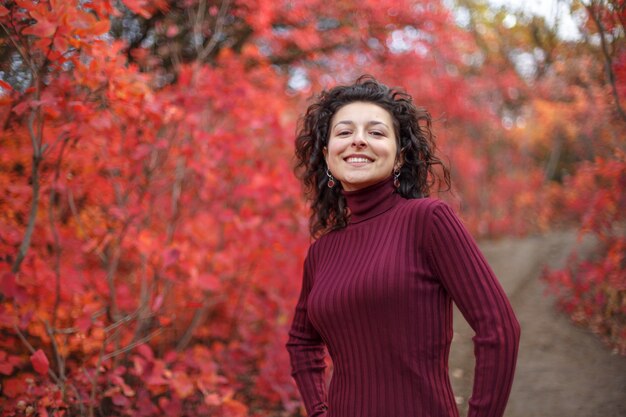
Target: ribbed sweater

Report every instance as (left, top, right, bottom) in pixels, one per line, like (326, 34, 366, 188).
(286, 177, 520, 417)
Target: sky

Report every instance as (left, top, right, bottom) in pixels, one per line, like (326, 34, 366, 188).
(486, 0, 583, 40)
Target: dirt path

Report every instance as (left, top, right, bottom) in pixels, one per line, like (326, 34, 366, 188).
(449, 230, 626, 417)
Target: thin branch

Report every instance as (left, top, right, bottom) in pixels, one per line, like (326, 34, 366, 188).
(585, 1, 626, 122)
(197, 0, 231, 62)
(0, 21, 37, 75)
(100, 328, 163, 362)
(103, 308, 145, 334)
(13, 324, 62, 385)
(191, 0, 208, 57)
(228, 262, 257, 341)
(50, 138, 69, 327)
(12, 106, 44, 273)
(44, 320, 66, 383)
(175, 296, 221, 352)
(130, 255, 152, 343)
(166, 156, 185, 242)
(87, 340, 107, 417)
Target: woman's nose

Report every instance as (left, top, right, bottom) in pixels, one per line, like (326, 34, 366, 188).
(351, 129, 367, 147)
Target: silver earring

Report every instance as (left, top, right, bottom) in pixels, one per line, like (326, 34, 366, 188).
(393, 167, 401, 188)
(326, 169, 336, 188)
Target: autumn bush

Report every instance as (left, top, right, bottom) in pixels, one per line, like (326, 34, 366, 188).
(0, 2, 309, 415)
(543, 152, 626, 355)
(536, 0, 626, 355)
(1, 0, 625, 416)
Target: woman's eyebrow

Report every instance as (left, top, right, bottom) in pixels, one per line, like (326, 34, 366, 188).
(333, 120, 354, 128)
(368, 121, 389, 128)
(333, 120, 389, 128)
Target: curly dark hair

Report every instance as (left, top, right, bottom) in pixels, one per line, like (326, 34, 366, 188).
(294, 75, 451, 238)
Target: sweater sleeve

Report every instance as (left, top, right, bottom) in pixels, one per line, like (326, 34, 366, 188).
(427, 202, 521, 417)
(286, 247, 329, 416)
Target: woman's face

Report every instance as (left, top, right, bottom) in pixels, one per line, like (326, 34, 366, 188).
(324, 101, 399, 192)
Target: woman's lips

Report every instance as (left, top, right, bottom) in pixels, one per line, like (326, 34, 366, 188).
(344, 155, 373, 166)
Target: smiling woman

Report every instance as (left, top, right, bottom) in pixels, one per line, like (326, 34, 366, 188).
(287, 76, 521, 417)
(324, 102, 399, 192)
(294, 75, 450, 237)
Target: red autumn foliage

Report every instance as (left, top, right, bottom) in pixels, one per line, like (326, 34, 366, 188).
(543, 152, 626, 355)
(29, 350, 49, 376)
(536, 0, 626, 355)
(0, 0, 624, 415)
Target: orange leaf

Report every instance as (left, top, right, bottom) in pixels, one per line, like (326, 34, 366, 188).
(170, 371, 194, 398)
(204, 393, 221, 406)
(0, 5, 9, 17)
(222, 397, 248, 417)
(121, 0, 152, 19)
(14, 0, 36, 11)
(22, 19, 57, 38)
(22, 10, 57, 38)
(91, 19, 111, 36)
(30, 349, 49, 375)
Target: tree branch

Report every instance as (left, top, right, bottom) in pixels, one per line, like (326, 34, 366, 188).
(197, 0, 231, 62)
(13, 324, 62, 385)
(12, 103, 44, 273)
(585, 1, 626, 123)
(49, 137, 69, 327)
(101, 328, 163, 362)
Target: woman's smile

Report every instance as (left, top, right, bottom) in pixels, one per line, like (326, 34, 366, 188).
(324, 101, 399, 192)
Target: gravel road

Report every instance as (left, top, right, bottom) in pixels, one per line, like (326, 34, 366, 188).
(449, 230, 626, 417)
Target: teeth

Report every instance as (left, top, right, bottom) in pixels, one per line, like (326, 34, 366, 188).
(347, 157, 371, 163)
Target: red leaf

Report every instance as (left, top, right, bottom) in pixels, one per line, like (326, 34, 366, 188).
(163, 248, 180, 268)
(0, 362, 13, 375)
(151, 294, 164, 312)
(30, 349, 49, 375)
(1, 272, 27, 303)
(91, 19, 111, 36)
(197, 274, 220, 292)
(0, 350, 14, 375)
(121, 0, 153, 19)
(0, 79, 12, 91)
(12, 100, 30, 116)
(0, 272, 18, 297)
(158, 316, 172, 326)
(2, 376, 27, 398)
(0, 6, 9, 17)
(112, 393, 130, 406)
(22, 13, 57, 38)
(76, 313, 92, 333)
(131, 143, 152, 160)
(136, 344, 154, 361)
(14, 0, 35, 10)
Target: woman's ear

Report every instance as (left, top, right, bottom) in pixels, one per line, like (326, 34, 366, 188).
(395, 151, 404, 170)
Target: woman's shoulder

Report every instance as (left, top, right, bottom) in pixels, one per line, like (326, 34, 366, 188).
(398, 195, 451, 218)
(306, 230, 333, 258)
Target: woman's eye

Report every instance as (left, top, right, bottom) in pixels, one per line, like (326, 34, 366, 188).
(370, 131, 384, 137)
(337, 131, 351, 136)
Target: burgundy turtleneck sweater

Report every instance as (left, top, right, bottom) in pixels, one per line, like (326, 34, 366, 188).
(286, 177, 520, 417)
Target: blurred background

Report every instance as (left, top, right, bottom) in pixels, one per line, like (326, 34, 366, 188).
(0, 0, 624, 416)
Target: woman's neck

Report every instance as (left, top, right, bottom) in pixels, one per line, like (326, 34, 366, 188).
(342, 176, 401, 224)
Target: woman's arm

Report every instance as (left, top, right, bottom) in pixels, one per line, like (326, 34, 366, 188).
(286, 248, 329, 416)
(428, 202, 521, 417)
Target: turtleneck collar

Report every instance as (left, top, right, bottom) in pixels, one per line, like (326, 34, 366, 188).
(342, 176, 402, 224)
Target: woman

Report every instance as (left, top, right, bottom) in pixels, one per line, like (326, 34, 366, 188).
(286, 75, 520, 417)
